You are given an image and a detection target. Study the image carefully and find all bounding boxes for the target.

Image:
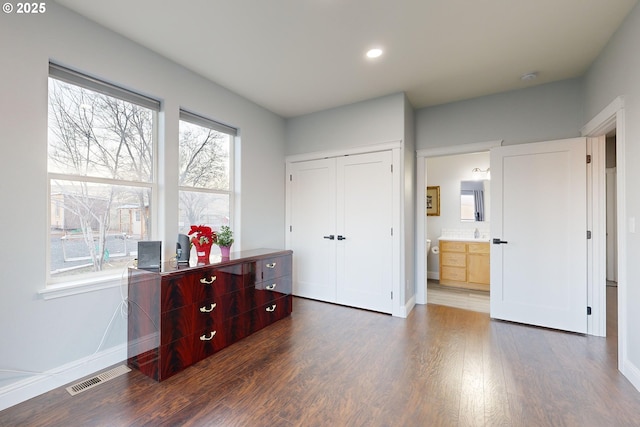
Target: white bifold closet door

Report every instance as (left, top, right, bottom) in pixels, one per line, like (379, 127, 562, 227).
(289, 151, 393, 314)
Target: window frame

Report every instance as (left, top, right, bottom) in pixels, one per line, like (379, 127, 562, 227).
(178, 109, 236, 235)
(46, 63, 160, 288)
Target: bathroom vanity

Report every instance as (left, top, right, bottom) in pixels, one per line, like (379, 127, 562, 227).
(438, 239, 490, 291)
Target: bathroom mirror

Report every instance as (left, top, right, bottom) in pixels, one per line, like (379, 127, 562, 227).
(460, 180, 489, 222)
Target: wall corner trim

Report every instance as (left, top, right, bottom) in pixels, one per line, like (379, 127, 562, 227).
(581, 96, 625, 136)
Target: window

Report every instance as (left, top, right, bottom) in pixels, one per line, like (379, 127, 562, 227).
(178, 110, 235, 240)
(47, 63, 159, 282)
(460, 192, 476, 221)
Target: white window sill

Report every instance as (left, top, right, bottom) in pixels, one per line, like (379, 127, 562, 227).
(39, 273, 126, 300)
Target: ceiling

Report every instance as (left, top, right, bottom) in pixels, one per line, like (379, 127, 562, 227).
(55, 0, 637, 118)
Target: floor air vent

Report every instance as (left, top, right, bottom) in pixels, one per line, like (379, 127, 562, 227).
(66, 365, 131, 396)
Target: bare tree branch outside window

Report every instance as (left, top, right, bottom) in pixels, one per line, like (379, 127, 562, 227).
(48, 78, 154, 277)
(178, 119, 231, 235)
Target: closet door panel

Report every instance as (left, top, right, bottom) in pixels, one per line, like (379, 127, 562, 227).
(336, 151, 393, 314)
(289, 158, 337, 302)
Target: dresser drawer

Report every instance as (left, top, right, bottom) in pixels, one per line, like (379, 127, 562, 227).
(224, 312, 251, 344)
(161, 274, 193, 312)
(249, 295, 292, 334)
(258, 254, 292, 281)
(160, 305, 195, 344)
(159, 335, 194, 380)
(159, 327, 228, 380)
(440, 241, 466, 253)
(256, 275, 292, 296)
(193, 299, 226, 332)
(192, 263, 249, 302)
(192, 326, 228, 363)
(206, 288, 253, 321)
(441, 252, 466, 267)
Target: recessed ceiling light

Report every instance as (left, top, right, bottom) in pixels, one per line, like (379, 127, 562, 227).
(366, 48, 383, 59)
(520, 72, 538, 81)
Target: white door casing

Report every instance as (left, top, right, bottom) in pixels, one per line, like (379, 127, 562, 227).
(490, 138, 588, 333)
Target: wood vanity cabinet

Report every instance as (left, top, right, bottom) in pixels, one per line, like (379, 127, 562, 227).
(439, 240, 490, 291)
(127, 248, 292, 381)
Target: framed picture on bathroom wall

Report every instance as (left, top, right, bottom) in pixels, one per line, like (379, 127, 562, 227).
(426, 186, 440, 216)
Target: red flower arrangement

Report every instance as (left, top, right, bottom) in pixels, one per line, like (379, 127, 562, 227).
(189, 225, 217, 248)
(189, 225, 217, 264)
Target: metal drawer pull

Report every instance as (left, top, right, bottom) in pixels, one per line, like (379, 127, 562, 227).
(200, 331, 217, 341)
(200, 275, 217, 284)
(200, 303, 217, 313)
(265, 304, 277, 312)
(266, 283, 277, 290)
(266, 262, 277, 269)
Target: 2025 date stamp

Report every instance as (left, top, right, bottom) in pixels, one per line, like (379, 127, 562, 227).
(3, 2, 47, 14)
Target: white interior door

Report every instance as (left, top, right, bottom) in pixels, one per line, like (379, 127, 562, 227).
(336, 151, 393, 313)
(491, 138, 588, 333)
(289, 158, 337, 302)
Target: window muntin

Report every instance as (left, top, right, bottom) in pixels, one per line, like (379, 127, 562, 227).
(48, 65, 157, 282)
(178, 111, 234, 238)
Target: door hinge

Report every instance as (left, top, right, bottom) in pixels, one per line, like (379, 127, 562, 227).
(587, 154, 592, 164)
(391, 164, 393, 173)
(587, 306, 592, 315)
(391, 227, 393, 236)
(289, 225, 292, 232)
(587, 230, 592, 239)
(391, 291, 393, 300)
(289, 174, 292, 181)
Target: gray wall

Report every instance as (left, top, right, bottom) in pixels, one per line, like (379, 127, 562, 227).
(416, 79, 584, 149)
(285, 93, 406, 154)
(0, 3, 285, 407)
(583, 1, 640, 388)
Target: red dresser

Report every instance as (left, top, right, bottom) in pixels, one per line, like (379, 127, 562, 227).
(127, 248, 292, 381)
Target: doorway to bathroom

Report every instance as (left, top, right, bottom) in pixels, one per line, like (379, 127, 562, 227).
(415, 140, 500, 308)
(425, 151, 491, 311)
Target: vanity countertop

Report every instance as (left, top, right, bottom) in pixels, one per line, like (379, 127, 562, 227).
(438, 236, 490, 243)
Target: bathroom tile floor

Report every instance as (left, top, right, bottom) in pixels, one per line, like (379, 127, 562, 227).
(427, 280, 490, 313)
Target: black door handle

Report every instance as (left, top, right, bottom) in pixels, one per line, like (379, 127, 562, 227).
(323, 235, 335, 240)
(492, 238, 508, 245)
(337, 235, 346, 240)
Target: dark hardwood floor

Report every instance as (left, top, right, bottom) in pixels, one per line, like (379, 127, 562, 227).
(2, 289, 639, 426)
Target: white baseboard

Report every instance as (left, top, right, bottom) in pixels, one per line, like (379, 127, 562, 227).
(622, 357, 640, 393)
(0, 344, 127, 411)
(399, 294, 416, 318)
(427, 271, 439, 281)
